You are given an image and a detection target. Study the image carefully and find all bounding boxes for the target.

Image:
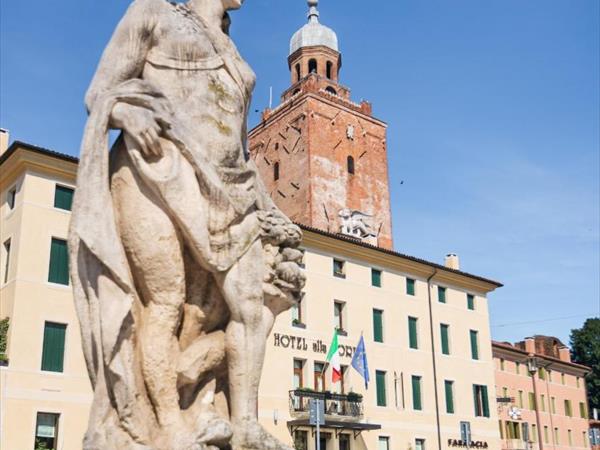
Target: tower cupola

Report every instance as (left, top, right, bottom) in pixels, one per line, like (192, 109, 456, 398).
(289, 0, 338, 55)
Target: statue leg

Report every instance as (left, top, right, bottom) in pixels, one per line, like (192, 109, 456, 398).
(217, 240, 293, 450)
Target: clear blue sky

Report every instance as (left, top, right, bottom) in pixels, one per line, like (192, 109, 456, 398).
(1, 0, 598, 344)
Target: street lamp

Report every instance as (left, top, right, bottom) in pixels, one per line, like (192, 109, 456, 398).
(527, 357, 544, 450)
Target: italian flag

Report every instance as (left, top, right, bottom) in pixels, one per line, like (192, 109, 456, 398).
(326, 329, 342, 383)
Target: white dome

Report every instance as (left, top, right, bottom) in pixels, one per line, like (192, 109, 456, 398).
(289, 1, 338, 55)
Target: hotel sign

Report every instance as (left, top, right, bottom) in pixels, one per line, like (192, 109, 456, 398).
(448, 440, 488, 448)
(273, 333, 356, 358)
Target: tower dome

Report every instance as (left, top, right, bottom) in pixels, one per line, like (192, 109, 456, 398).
(289, 0, 338, 55)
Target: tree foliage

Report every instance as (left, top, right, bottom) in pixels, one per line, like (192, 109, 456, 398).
(570, 317, 600, 410)
(0, 317, 9, 362)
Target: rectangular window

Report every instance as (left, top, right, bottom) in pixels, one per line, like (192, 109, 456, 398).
(580, 401, 587, 418)
(291, 293, 304, 326)
(516, 362, 521, 375)
(440, 324, 450, 355)
(339, 434, 351, 450)
(548, 369, 553, 382)
(334, 301, 345, 332)
(502, 387, 508, 398)
(53, 185, 74, 211)
(48, 238, 69, 285)
(293, 359, 304, 389)
(41, 322, 67, 373)
(3, 239, 11, 284)
(373, 309, 383, 343)
(294, 431, 308, 450)
(500, 358, 505, 371)
(406, 278, 415, 296)
(561, 373, 565, 385)
(7, 186, 17, 210)
(371, 269, 382, 287)
(518, 390, 524, 408)
(543, 426, 549, 444)
(554, 428, 559, 445)
(539, 367, 546, 380)
(409, 317, 419, 350)
(333, 259, 346, 278)
(378, 437, 390, 450)
(551, 396, 556, 413)
(438, 286, 446, 303)
(412, 375, 423, 411)
(376, 370, 387, 407)
(528, 392, 536, 410)
(469, 330, 479, 360)
(314, 362, 326, 391)
(531, 424, 537, 443)
(577, 377, 581, 388)
(467, 294, 475, 310)
(35, 412, 59, 450)
(568, 429, 573, 446)
(540, 394, 546, 412)
(444, 380, 454, 414)
(564, 399, 573, 417)
(473, 384, 490, 417)
(415, 439, 425, 450)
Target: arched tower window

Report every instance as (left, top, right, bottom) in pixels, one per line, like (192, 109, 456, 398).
(295, 63, 301, 82)
(308, 59, 318, 74)
(326, 61, 333, 79)
(274, 162, 280, 181)
(325, 86, 337, 95)
(347, 156, 355, 175)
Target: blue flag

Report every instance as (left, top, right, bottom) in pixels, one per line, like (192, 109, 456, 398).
(351, 335, 370, 389)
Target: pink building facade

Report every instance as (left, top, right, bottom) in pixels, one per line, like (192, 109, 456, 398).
(493, 336, 591, 450)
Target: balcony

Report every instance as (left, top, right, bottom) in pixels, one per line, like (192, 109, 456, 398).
(502, 439, 536, 450)
(289, 389, 364, 419)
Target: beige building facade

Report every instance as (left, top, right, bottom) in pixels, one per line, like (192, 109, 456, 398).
(1, 140, 504, 450)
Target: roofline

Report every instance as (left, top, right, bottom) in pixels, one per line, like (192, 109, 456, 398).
(298, 223, 503, 288)
(0, 141, 79, 166)
(492, 340, 591, 372)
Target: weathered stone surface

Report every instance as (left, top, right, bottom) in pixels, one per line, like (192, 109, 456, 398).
(68, 1, 305, 449)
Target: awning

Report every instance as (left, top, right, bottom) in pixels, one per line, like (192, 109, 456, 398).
(287, 418, 381, 438)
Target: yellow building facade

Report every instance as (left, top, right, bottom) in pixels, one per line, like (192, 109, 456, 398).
(1, 140, 503, 450)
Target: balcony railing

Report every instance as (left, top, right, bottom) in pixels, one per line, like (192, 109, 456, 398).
(289, 389, 363, 419)
(502, 439, 535, 450)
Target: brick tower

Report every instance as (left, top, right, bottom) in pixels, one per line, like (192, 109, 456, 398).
(249, 0, 393, 249)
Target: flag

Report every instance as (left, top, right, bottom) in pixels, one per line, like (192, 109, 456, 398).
(351, 335, 370, 389)
(326, 329, 342, 383)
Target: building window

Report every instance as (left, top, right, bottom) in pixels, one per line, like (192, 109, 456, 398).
(408, 317, 419, 350)
(518, 390, 524, 408)
(415, 438, 425, 450)
(334, 301, 346, 333)
(7, 186, 17, 210)
(564, 399, 573, 417)
(473, 384, 490, 417)
(293, 359, 304, 389)
(531, 424, 537, 442)
(308, 58, 317, 74)
(373, 309, 384, 343)
(294, 430, 308, 450)
(547, 369, 553, 382)
(378, 437, 390, 450)
(444, 380, 455, 414)
(291, 292, 304, 326)
(540, 394, 546, 412)
(326, 86, 338, 95)
(338, 365, 347, 395)
(551, 396, 556, 413)
(54, 185, 74, 211)
(347, 155, 355, 174)
(440, 324, 450, 355)
(561, 373, 566, 385)
(500, 359, 505, 371)
(35, 412, 60, 450)
(469, 330, 479, 360)
(438, 286, 446, 303)
(538, 367, 546, 380)
(506, 421, 521, 439)
(48, 238, 69, 285)
(528, 392, 536, 410)
(376, 370, 387, 406)
(339, 434, 351, 450)
(502, 387, 509, 398)
(516, 362, 520, 375)
(406, 278, 416, 296)
(295, 64, 301, 83)
(568, 429, 573, 447)
(412, 375, 423, 411)
(273, 162, 280, 181)
(333, 259, 346, 278)
(543, 426, 549, 444)
(3, 239, 11, 284)
(326, 61, 333, 79)
(467, 294, 475, 310)
(41, 322, 67, 373)
(577, 376, 581, 388)
(314, 362, 326, 392)
(580, 401, 588, 418)
(554, 428, 559, 445)
(371, 268, 382, 287)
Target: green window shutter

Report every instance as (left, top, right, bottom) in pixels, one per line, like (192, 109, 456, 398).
(444, 380, 454, 414)
(438, 287, 446, 303)
(467, 294, 475, 310)
(373, 309, 383, 343)
(376, 371, 386, 406)
(48, 238, 69, 285)
(54, 185, 74, 211)
(470, 330, 479, 360)
(412, 376, 422, 410)
(409, 317, 418, 349)
(441, 324, 450, 355)
(372, 269, 382, 287)
(473, 385, 479, 416)
(406, 278, 415, 296)
(482, 385, 490, 417)
(41, 322, 66, 372)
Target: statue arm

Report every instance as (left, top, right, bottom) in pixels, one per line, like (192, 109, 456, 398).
(85, 0, 158, 113)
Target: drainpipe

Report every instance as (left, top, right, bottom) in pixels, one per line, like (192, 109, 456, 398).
(528, 357, 544, 450)
(426, 269, 442, 450)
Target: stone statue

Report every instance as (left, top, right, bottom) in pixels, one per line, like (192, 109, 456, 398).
(68, 1, 305, 449)
(338, 208, 376, 239)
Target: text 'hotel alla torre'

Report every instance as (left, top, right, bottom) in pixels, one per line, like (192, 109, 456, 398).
(249, 0, 394, 250)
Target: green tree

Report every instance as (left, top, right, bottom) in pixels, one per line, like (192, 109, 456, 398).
(570, 318, 600, 410)
(0, 317, 9, 363)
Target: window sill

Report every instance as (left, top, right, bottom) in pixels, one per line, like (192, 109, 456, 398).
(46, 282, 71, 289)
(292, 322, 307, 329)
(337, 329, 348, 337)
(333, 273, 346, 279)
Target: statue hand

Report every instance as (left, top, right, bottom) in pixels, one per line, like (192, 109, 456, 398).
(111, 103, 163, 158)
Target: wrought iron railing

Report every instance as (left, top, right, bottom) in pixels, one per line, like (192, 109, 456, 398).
(289, 389, 363, 419)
